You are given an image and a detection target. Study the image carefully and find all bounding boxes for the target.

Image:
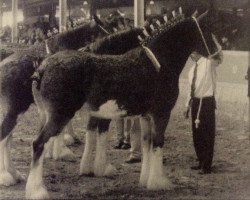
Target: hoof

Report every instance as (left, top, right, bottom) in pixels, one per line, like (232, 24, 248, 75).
(0, 171, 17, 186)
(63, 134, 75, 146)
(53, 146, 76, 161)
(79, 164, 92, 176)
(25, 185, 49, 199)
(94, 164, 116, 177)
(44, 150, 53, 159)
(104, 164, 117, 177)
(139, 175, 148, 187)
(147, 176, 173, 190)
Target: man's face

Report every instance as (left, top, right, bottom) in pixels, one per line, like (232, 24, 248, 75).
(190, 52, 202, 62)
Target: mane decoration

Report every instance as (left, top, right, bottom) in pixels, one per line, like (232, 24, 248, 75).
(138, 10, 186, 47)
(138, 7, 185, 72)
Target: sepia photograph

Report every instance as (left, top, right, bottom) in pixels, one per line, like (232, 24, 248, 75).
(0, 0, 249, 199)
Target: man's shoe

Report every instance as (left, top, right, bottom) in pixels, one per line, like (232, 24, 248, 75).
(114, 141, 124, 149)
(191, 165, 201, 170)
(121, 143, 131, 150)
(125, 157, 141, 164)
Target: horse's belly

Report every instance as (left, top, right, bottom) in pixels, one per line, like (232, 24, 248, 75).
(90, 100, 127, 119)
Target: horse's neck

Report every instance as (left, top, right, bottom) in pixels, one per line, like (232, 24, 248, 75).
(47, 24, 93, 53)
(91, 28, 141, 55)
(149, 26, 195, 76)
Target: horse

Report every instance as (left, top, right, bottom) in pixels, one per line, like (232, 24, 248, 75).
(44, 26, 145, 160)
(0, 16, 126, 186)
(28, 10, 219, 198)
(25, 10, 221, 198)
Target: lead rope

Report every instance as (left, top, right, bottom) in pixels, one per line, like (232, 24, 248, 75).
(192, 17, 212, 128)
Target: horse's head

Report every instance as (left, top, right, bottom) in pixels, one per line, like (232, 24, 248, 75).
(139, 9, 222, 68)
(191, 10, 221, 59)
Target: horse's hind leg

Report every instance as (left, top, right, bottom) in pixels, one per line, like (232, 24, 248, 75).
(25, 112, 71, 199)
(0, 108, 23, 186)
(80, 116, 98, 176)
(33, 82, 75, 161)
(94, 119, 116, 177)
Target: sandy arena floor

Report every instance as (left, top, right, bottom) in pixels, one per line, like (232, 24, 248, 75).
(0, 92, 250, 199)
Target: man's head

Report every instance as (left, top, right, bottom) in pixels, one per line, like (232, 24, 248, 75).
(190, 51, 202, 62)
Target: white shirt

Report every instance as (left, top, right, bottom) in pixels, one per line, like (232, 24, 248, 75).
(185, 57, 220, 107)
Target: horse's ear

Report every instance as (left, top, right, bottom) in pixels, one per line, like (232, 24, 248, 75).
(197, 10, 208, 21)
(93, 14, 104, 26)
(192, 10, 198, 18)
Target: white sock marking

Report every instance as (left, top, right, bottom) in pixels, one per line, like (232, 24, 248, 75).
(80, 131, 96, 175)
(26, 152, 49, 199)
(52, 134, 75, 161)
(94, 133, 116, 177)
(0, 137, 16, 186)
(4, 135, 25, 182)
(147, 147, 172, 190)
(90, 100, 127, 119)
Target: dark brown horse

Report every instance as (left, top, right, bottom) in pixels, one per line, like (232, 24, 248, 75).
(0, 16, 125, 186)
(24, 11, 220, 198)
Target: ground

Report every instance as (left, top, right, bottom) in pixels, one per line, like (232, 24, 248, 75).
(0, 83, 250, 200)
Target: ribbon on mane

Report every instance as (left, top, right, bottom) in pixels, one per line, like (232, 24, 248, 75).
(142, 45, 161, 72)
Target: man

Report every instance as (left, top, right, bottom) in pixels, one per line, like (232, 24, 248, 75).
(114, 118, 131, 150)
(185, 50, 223, 174)
(114, 118, 141, 164)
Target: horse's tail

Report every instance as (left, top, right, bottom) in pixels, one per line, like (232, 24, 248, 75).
(31, 71, 42, 90)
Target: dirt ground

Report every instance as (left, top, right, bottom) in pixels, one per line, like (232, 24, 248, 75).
(0, 93, 250, 200)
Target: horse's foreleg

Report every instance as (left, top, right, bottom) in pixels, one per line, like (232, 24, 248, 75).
(52, 132, 76, 161)
(146, 113, 172, 190)
(139, 115, 151, 187)
(4, 135, 25, 183)
(94, 119, 116, 177)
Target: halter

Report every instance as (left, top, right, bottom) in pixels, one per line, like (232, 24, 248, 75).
(192, 16, 222, 58)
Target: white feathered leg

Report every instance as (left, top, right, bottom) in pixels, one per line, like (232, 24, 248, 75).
(0, 136, 16, 186)
(63, 121, 75, 146)
(79, 131, 96, 175)
(25, 151, 49, 199)
(139, 116, 151, 187)
(94, 132, 116, 177)
(4, 135, 25, 183)
(52, 133, 75, 161)
(147, 147, 172, 190)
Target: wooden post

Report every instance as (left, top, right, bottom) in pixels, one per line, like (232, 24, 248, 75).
(134, 0, 144, 27)
(248, 53, 250, 132)
(59, 0, 67, 33)
(12, 0, 18, 43)
(0, 0, 2, 30)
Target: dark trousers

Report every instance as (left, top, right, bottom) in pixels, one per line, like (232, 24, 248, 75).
(191, 96, 216, 172)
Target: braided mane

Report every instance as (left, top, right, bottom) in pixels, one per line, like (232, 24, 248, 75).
(141, 14, 186, 46)
(84, 28, 142, 54)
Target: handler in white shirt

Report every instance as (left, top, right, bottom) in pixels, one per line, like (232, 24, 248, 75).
(185, 50, 223, 174)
